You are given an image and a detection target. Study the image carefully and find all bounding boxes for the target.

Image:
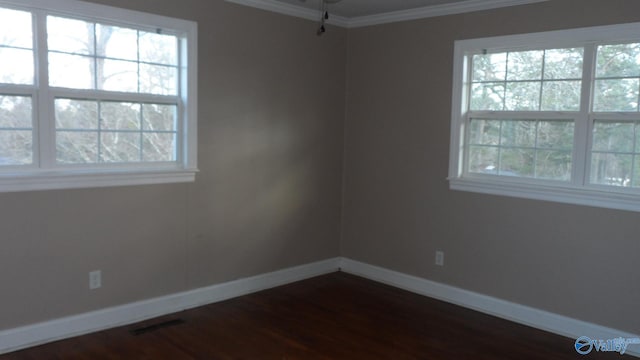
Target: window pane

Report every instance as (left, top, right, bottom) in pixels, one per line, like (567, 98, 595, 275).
(500, 148, 534, 177)
(468, 119, 574, 181)
(634, 156, 640, 187)
(593, 79, 639, 112)
(590, 121, 639, 188)
(505, 81, 540, 111)
(468, 145, 498, 174)
(0, 96, 32, 128)
(143, 104, 177, 131)
(472, 53, 506, 82)
(500, 120, 536, 147)
(139, 32, 178, 65)
(592, 122, 634, 152)
(55, 99, 98, 129)
(0, 8, 33, 86)
(54, 100, 179, 165)
(143, 133, 176, 161)
(590, 153, 632, 186)
(97, 24, 137, 60)
(540, 80, 581, 111)
(0, 48, 33, 85)
(544, 48, 584, 80)
(536, 150, 572, 180)
(47, 16, 94, 55)
(470, 83, 504, 111)
(47, 16, 182, 97)
(140, 64, 177, 95)
(506, 50, 543, 81)
(101, 102, 140, 130)
(469, 119, 500, 145)
(100, 132, 141, 163)
(0, 130, 32, 165)
(0, 8, 32, 48)
(99, 58, 138, 92)
(537, 121, 574, 150)
(49, 53, 94, 89)
(637, 122, 640, 152)
(56, 131, 99, 164)
(596, 43, 640, 78)
(0, 95, 32, 165)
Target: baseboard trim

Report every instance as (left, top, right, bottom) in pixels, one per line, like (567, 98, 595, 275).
(2, 257, 638, 357)
(0, 257, 341, 355)
(339, 258, 640, 358)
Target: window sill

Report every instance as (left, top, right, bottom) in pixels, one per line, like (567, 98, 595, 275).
(0, 168, 197, 193)
(449, 176, 640, 213)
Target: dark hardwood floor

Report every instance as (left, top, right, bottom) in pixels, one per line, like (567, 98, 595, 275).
(0, 272, 627, 359)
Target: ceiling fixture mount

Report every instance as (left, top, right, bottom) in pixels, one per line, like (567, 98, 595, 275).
(316, 0, 342, 36)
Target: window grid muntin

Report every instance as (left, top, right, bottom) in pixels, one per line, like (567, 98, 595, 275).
(0, 0, 195, 192)
(0, 92, 36, 169)
(466, 117, 574, 181)
(0, 4, 186, 171)
(46, 15, 179, 96)
(0, 6, 34, 86)
(450, 24, 640, 213)
(593, 42, 640, 113)
(587, 117, 640, 188)
(53, 97, 179, 165)
(470, 48, 584, 112)
(0, 6, 36, 167)
(588, 42, 640, 187)
(464, 41, 640, 189)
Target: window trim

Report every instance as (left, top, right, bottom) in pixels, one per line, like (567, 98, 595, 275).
(449, 22, 640, 212)
(0, 0, 198, 192)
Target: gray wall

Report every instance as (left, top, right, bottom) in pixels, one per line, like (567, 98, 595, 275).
(2, 0, 640, 338)
(343, 0, 640, 334)
(0, 0, 345, 330)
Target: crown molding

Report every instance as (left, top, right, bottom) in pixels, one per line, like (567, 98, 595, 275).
(347, 0, 549, 28)
(224, 0, 548, 28)
(224, 0, 350, 27)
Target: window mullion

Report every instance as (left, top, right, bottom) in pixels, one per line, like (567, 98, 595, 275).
(460, 114, 469, 177)
(34, 9, 55, 170)
(572, 44, 597, 187)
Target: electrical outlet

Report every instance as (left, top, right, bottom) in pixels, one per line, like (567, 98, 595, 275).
(89, 270, 102, 290)
(435, 251, 444, 266)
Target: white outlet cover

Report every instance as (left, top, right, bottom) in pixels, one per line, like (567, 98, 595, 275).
(89, 270, 102, 290)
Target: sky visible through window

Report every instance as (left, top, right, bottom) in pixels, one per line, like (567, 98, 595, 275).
(0, 6, 181, 166)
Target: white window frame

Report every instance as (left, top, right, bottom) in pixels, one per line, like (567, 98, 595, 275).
(0, 0, 197, 192)
(449, 22, 640, 212)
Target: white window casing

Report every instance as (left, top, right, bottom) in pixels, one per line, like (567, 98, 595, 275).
(0, 0, 197, 192)
(449, 22, 640, 212)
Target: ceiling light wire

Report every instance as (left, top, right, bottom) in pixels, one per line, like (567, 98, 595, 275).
(317, 0, 327, 35)
(316, 0, 341, 36)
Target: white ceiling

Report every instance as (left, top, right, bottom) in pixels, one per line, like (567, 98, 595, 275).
(225, 0, 549, 27)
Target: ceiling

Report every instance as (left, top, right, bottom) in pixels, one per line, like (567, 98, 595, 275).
(225, 0, 549, 27)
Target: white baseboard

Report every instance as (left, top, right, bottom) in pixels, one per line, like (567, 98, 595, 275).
(339, 258, 640, 358)
(0, 257, 341, 355)
(2, 256, 637, 357)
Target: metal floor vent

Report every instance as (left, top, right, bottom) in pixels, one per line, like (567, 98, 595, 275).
(130, 319, 186, 336)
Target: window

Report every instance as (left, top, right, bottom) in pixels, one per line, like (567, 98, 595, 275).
(449, 22, 640, 212)
(0, 0, 197, 192)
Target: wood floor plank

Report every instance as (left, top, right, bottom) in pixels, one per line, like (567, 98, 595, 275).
(0, 272, 628, 359)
